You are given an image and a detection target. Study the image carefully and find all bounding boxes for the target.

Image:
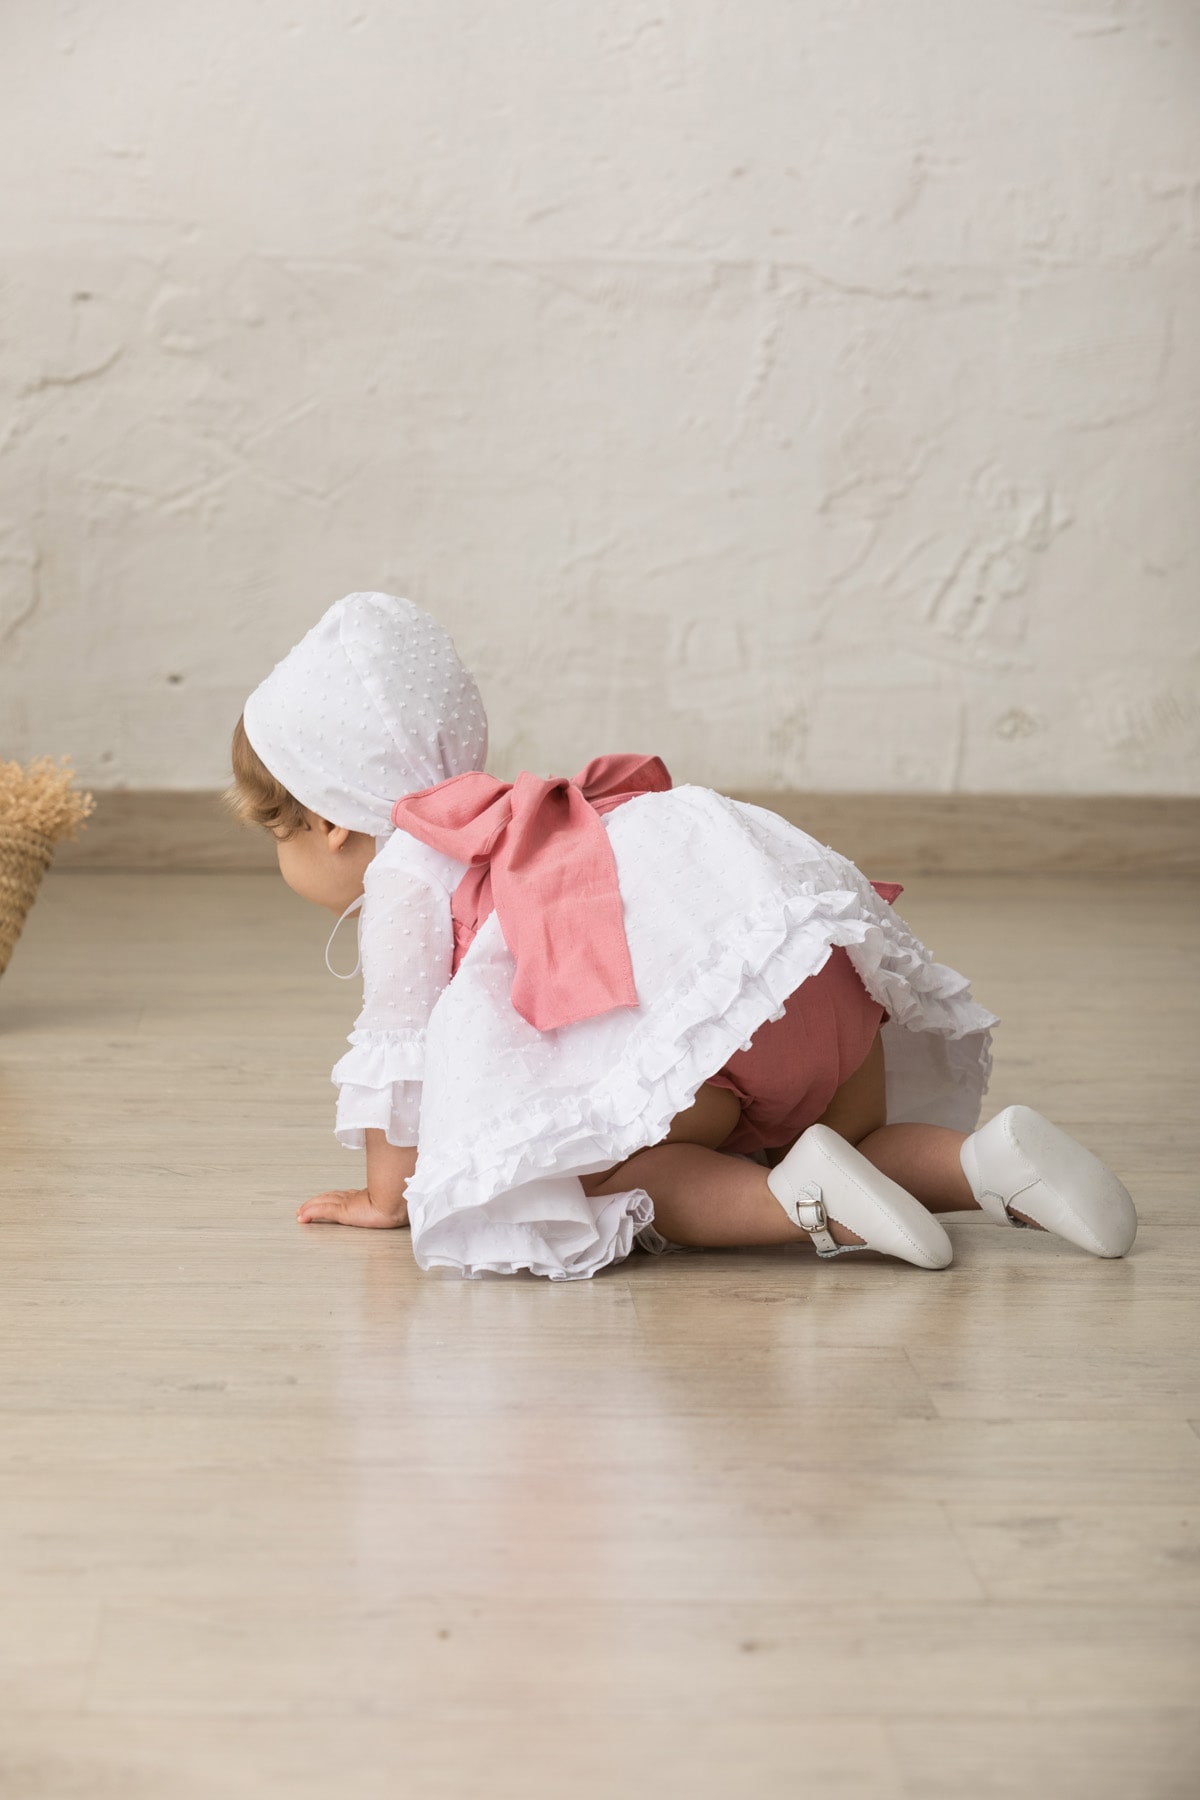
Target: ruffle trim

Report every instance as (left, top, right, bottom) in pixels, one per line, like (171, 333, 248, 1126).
(418, 1187, 656, 1283)
(334, 1080, 422, 1150)
(407, 878, 997, 1278)
(331, 1026, 426, 1091)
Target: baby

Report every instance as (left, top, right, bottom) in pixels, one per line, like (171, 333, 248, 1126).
(230, 592, 1137, 1280)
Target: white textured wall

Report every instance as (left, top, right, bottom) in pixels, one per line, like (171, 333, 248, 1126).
(2, 0, 1198, 795)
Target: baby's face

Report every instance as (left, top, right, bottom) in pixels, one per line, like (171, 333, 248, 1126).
(272, 813, 375, 914)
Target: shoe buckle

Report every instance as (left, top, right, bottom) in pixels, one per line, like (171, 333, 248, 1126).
(793, 1183, 827, 1234)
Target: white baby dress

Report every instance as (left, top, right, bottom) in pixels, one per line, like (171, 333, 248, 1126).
(245, 594, 998, 1281)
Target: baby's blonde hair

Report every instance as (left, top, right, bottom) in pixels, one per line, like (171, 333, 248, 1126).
(228, 715, 310, 838)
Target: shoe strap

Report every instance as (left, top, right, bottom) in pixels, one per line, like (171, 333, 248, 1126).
(975, 1187, 1023, 1228)
(787, 1181, 841, 1257)
(961, 1128, 1028, 1229)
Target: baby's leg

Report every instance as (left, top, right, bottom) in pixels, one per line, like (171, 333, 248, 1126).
(661, 1081, 743, 1148)
(580, 1032, 982, 1248)
(816, 1034, 979, 1214)
(830, 1043, 1118, 1234)
(579, 1084, 860, 1249)
(581, 1139, 851, 1248)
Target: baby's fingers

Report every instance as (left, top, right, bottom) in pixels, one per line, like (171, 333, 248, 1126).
(297, 1188, 405, 1229)
(297, 1189, 360, 1225)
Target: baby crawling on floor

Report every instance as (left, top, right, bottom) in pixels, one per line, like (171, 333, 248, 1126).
(229, 591, 1136, 1280)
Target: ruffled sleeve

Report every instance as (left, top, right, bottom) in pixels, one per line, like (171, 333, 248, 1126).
(331, 850, 455, 1149)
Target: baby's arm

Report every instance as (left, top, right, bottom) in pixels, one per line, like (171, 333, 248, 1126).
(298, 1132, 417, 1228)
(310, 852, 453, 1230)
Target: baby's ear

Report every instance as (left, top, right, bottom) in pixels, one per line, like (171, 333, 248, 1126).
(324, 824, 353, 852)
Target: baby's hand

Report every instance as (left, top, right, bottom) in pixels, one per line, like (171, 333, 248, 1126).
(297, 1187, 409, 1229)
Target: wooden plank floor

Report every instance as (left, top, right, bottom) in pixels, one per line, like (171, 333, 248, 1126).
(1, 870, 1197, 1800)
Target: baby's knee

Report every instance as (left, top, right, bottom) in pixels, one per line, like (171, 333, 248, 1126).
(664, 1082, 742, 1150)
(579, 1085, 742, 1198)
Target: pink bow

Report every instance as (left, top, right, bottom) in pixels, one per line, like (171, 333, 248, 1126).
(392, 754, 672, 1032)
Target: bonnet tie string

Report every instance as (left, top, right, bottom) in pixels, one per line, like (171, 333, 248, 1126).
(324, 894, 364, 979)
(392, 754, 672, 1032)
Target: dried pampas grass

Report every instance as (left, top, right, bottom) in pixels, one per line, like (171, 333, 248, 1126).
(0, 755, 95, 842)
(0, 757, 95, 980)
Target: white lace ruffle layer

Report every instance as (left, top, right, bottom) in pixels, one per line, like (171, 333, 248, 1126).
(332, 1027, 426, 1149)
(403, 787, 997, 1281)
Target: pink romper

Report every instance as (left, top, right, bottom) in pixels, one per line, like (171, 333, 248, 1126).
(707, 945, 886, 1155)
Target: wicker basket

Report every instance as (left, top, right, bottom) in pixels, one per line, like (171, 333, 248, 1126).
(0, 757, 93, 983)
(0, 826, 55, 979)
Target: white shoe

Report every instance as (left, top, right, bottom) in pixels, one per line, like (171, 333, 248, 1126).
(960, 1105, 1137, 1258)
(766, 1124, 953, 1270)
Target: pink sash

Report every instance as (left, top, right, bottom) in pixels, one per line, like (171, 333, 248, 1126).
(392, 755, 672, 1032)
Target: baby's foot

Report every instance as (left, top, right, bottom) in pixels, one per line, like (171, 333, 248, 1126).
(766, 1125, 952, 1269)
(960, 1106, 1136, 1258)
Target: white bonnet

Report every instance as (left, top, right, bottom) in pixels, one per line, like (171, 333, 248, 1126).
(242, 592, 488, 835)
